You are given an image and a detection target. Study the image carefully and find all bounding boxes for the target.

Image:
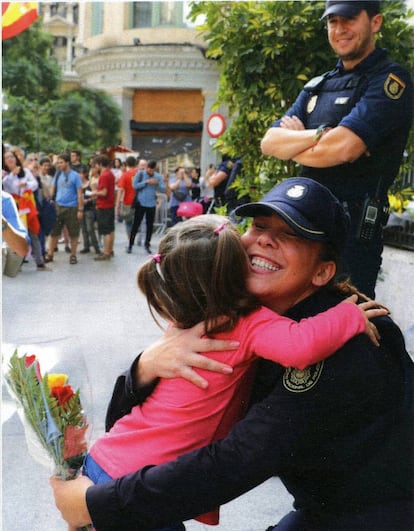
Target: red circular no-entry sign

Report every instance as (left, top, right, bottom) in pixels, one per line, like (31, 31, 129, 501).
(207, 113, 226, 138)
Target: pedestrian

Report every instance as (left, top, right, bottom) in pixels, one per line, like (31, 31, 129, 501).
(208, 155, 237, 208)
(199, 163, 216, 213)
(70, 149, 84, 174)
(79, 165, 100, 255)
(50, 177, 413, 531)
(36, 157, 57, 255)
(115, 155, 137, 245)
(168, 166, 192, 226)
(91, 155, 115, 261)
(3, 149, 48, 270)
(45, 152, 84, 265)
(189, 167, 201, 201)
(111, 157, 123, 185)
(128, 159, 165, 254)
(261, 0, 413, 298)
(2, 149, 39, 197)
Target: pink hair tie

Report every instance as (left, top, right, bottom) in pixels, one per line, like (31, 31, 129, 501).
(152, 253, 162, 263)
(214, 222, 227, 235)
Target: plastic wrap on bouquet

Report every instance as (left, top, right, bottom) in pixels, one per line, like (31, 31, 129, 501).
(17, 406, 55, 470)
(5, 349, 92, 531)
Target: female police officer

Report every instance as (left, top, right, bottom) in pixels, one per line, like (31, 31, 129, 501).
(51, 177, 413, 530)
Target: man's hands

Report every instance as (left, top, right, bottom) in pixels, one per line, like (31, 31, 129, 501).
(137, 322, 238, 389)
(280, 115, 306, 130)
(344, 294, 389, 347)
(50, 475, 93, 528)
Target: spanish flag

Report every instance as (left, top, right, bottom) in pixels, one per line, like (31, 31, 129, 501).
(2, 2, 38, 40)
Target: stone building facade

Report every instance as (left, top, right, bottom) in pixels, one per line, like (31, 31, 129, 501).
(40, 2, 223, 172)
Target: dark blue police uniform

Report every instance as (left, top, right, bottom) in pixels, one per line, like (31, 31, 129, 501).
(272, 47, 413, 298)
(88, 289, 414, 531)
(214, 157, 237, 206)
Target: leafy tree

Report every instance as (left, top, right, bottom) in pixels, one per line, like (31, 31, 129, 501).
(2, 20, 61, 103)
(50, 88, 122, 153)
(2, 21, 121, 154)
(190, 0, 414, 199)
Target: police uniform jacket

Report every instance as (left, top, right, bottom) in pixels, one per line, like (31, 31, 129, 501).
(272, 48, 413, 203)
(214, 158, 237, 204)
(87, 289, 414, 531)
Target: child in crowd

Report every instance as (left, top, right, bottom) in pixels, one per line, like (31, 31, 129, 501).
(84, 214, 386, 529)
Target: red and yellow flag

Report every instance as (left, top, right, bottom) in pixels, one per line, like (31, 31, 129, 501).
(2, 2, 38, 40)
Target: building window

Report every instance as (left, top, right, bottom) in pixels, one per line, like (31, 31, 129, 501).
(50, 2, 67, 18)
(53, 36, 68, 47)
(91, 2, 104, 36)
(72, 4, 79, 25)
(131, 1, 184, 28)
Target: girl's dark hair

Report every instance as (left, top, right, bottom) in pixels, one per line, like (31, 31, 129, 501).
(137, 214, 259, 334)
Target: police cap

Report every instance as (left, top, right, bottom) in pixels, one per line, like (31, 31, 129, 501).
(321, 1, 381, 19)
(235, 177, 350, 253)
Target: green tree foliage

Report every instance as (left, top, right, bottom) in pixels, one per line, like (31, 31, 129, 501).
(190, 0, 414, 199)
(50, 88, 122, 152)
(2, 21, 121, 154)
(2, 20, 61, 103)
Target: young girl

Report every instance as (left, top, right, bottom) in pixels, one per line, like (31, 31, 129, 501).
(86, 214, 385, 529)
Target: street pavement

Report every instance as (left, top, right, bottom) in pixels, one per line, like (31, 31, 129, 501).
(2, 221, 413, 531)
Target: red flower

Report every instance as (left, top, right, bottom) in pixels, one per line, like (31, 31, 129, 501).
(63, 424, 88, 460)
(24, 354, 36, 368)
(24, 354, 42, 381)
(50, 385, 74, 407)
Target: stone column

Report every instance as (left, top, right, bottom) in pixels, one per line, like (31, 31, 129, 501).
(66, 34, 73, 72)
(107, 88, 134, 148)
(201, 89, 220, 172)
(42, 4, 51, 23)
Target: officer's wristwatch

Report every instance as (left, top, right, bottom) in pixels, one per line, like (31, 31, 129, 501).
(313, 123, 330, 142)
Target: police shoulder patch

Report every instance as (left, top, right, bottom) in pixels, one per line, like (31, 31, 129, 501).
(384, 73, 406, 100)
(283, 361, 324, 393)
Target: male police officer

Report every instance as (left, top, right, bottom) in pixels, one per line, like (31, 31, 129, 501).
(261, 0, 413, 298)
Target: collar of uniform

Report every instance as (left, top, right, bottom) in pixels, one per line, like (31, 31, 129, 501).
(335, 46, 387, 73)
(284, 288, 341, 321)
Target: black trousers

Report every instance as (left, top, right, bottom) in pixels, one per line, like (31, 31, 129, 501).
(270, 499, 413, 530)
(129, 205, 156, 249)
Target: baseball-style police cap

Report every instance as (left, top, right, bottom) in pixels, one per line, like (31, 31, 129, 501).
(321, 1, 381, 19)
(235, 177, 350, 251)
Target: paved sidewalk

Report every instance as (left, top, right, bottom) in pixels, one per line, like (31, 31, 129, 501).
(2, 222, 412, 530)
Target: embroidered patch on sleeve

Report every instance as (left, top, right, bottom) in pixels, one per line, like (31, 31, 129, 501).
(384, 73, 406, 100)
(283, 362, 324, 393)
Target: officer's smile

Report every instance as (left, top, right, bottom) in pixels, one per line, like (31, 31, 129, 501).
(249, 256, 281, 273)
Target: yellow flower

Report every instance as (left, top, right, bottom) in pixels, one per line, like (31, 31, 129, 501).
(47, 374, 68, 388)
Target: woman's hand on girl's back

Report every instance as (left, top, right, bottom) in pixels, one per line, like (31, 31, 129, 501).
(138, 322, 237, 389)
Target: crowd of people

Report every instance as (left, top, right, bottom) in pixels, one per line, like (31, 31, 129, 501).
(2, 144, 223, 271)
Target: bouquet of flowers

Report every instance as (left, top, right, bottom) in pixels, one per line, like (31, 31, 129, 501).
(5, 349, 92, 530)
